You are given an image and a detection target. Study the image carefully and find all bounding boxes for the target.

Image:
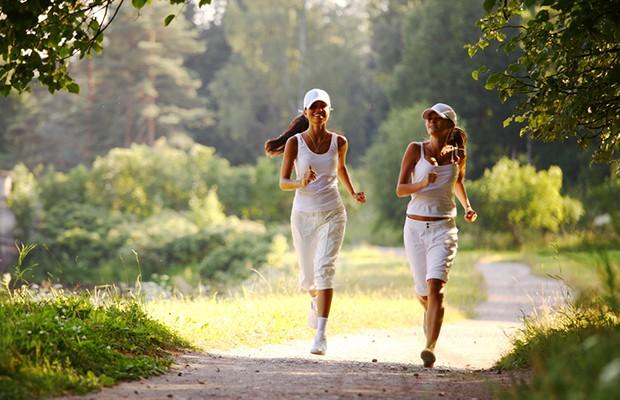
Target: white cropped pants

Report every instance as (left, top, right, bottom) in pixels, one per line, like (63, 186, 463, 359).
(403, 217, 458, 296)
(291, 207, 347, 291)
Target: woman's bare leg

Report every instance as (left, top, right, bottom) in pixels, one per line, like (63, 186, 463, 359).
(425, 279, 445, 350)
(317, 288, 333, 318)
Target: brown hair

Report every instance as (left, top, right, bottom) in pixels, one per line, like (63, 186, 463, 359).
(264, 114, 309, 157)
(452, 127, 468, 181)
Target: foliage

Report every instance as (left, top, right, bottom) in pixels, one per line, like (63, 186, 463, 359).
(6, 140, 280, 285)
(35, 203, 131, 283)
(585, 179, 620, 234)
(207, 0, 381, 164)
(385, 0, 523, 178)
(5, 164, 39, 241)
(363, 104, 428, 233)
(0, 0, 212, 95)
(469, 0, 620, 168)
(0, 291, 188, 399)
(199, 219, 271, 283)
(468, 158, 583, 246)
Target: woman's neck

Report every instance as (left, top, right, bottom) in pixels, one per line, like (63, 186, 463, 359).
(308, 124, 328, 137)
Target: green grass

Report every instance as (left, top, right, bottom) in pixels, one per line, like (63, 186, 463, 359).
(497, 304, 620, 400)
(147, 247, 486, 350)
(0, 246, 486, 398)
(495, 250, 620, 399)
(0, 290, 188, 400)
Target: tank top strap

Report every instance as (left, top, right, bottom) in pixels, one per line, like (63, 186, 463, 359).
(329, 133, 337, 152)
(296, 133, 307, 149)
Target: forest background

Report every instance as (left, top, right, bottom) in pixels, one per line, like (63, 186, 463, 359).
(0, 0, 617, 286)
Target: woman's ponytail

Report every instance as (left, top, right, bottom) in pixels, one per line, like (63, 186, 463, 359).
(264, 114, 309, 157)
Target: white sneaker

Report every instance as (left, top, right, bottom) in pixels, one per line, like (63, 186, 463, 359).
(310, 334, 327, 355)
(307, 297, 318, 329)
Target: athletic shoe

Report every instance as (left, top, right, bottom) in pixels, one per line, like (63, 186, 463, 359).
(308, 297, 318, 329)
(420, 348, 436, 368)
(310, 334, 327, 355)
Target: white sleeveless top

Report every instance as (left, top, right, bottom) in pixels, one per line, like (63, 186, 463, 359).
(292, 133, 343, 212)
(406, 142, 458, 218)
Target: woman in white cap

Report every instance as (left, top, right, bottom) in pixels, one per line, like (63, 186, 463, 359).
(265, 88, 366, 355)
(395, 103, 477, 368)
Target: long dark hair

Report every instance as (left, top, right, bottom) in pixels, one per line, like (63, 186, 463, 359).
(264, 114, 309, 157)
(452, 126, 468, 180)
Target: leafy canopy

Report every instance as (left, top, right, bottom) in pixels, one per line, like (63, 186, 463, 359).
(0, 0, 211, 95)
(468, 0, 620, 168)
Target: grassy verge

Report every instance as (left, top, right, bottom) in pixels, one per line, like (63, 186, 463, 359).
(497, 304, 620, 399)
(495, 249, 620, 399)
(147, 247, 486, 350)
(0, 290, 188, 400)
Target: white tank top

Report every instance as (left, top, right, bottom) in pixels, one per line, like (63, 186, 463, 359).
(406, 142, 458, 218)
(292, 133, 343, 212)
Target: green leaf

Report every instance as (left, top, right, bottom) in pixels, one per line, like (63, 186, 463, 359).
(503, 117, 513, 128)
(484, 72, 504, 90)
(472, 65, 489, 81)
(198, 0, 212, 6)
(164, 14, 175, 26)
(483, 0, 496, 13)
(67, 82, 80, 94)
(132, 0, 148, 9)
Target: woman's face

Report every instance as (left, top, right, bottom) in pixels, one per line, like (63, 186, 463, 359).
(425, 111, 452, 136)
(305, 101, 330, 125)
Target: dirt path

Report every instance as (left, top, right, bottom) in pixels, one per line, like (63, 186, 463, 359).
(62, 259, 569, 400)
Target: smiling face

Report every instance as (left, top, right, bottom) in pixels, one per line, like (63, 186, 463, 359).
(304, 100, 330, 125)
(425, 111, 453, 136)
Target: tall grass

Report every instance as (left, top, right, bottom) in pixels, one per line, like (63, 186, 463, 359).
(147, 247, 486, 350)
(497, 254, 620, 399)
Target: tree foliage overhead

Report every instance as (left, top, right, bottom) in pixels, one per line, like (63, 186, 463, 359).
(0, 0, 211, 95)
(469, 0, 620, 168)
(384, 0, 523, 178)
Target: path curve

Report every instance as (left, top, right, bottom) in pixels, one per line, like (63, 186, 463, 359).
(61, 259, 570, 400)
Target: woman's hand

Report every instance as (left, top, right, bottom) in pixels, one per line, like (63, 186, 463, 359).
(464, 207, 477, 223)
(352, 191, 366, 204)
(300, 165, 317, 188)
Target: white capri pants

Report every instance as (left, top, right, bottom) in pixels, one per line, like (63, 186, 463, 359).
(291, 207, 347, 291)
(403, 217, 458, 296)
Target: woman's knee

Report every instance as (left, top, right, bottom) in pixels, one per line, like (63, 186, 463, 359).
(427, 279, 445, 300)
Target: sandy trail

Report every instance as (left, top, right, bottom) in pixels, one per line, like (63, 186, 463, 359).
(61, 259, 569, 400)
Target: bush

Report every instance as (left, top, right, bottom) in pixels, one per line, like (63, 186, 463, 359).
(199, 218, 273, 283)
(468, 158, 584, 247)
(363, 104, 428, 235)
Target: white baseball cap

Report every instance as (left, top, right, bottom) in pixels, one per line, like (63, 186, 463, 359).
(422, 103, 457, 125)
(303, 88, 331, 109)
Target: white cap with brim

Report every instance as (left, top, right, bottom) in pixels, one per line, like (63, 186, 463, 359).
(303, 88, 331, 109)
(422, 103, 457, 125)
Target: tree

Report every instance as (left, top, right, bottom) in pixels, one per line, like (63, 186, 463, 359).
(469, 0, 620, 170)
(468, 158, 584, 246)
(363, 103, 428, 234)
(0, 0, 212, 95)
(206, 0, 380, 164)
(385, 0, 523, 178)
(2, 1, 209, 168)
